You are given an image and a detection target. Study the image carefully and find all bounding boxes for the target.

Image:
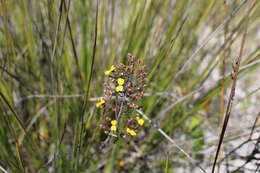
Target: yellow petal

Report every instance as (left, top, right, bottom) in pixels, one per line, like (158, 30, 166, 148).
(115, 85, 123, 92)
(96, 98, 105, 107)
(110, 65, 115, 71)
(111, 125, 117, 131)
(126, 128, 131, 133)
(126, 128, 137, 136)
(137, 118, 144, 126)
(118, 160, 125, 167)
(96, 102, 102, 108)
(130, 130, 137, 136)
(104, 70, 111, 75)
(96, 102, 101, 108)
(117, 78, 125, 85)
(111, 120, 117, 126)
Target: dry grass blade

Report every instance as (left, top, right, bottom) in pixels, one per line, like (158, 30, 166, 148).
(18, 57, 260, 103)
(18, 100, 55, 144)
(0, 92, 26, 133)
(50, 0, 65, 84)
(0, 165, 8, 173)
(218, 115, 259, 164)
(155, 86, 204, 120)
(172, 0, 249, 82)
(211, 1, 254, 171)
(136, 109, 207, 173)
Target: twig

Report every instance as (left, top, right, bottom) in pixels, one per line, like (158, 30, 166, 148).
(116, 102, 124, 122)
(172, 0, 249, 82)
(211, 1, 251, 171)
(0, 165, 8, 173)
(20, 94, 86, 100)
(254, 164, 260, 173)
(18, 92, 183, 102)
(217, 113, 259, 164)
(18, 100, 55, 144)
(249, 112, 259, 139)
(229, 138, 259, 173)
(17, 57, 260, 103)
(136, 109, 207, 173)
(178, 127, 259, 151)
(155, 86, 204, 121)
(219, 138, 258, 164)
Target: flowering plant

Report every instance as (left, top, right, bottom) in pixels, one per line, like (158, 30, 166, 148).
(96, 54, 147, 138)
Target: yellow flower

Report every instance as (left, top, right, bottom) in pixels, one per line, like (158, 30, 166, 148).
(115, 85, 123, 92)
(111, 125, 117, 131)
(111, 120, 117, 126)
(126, 128, 137, 136)
(110, 65, 115, 71)
(136, 117, 144, 126)
(130, 130, 137, 136)
(117, 78, 125, 85)
(104, 65, 115, 75)
(110, 120, 117, 131)
(104, 70, 111, 75)
(96, 98, 105, 108)
(118, 160, 125, 167)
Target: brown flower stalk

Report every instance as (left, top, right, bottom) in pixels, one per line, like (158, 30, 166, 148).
(211, 0, 253, 171)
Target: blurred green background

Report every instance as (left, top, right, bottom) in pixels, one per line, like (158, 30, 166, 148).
(0, 0, 259, 172)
